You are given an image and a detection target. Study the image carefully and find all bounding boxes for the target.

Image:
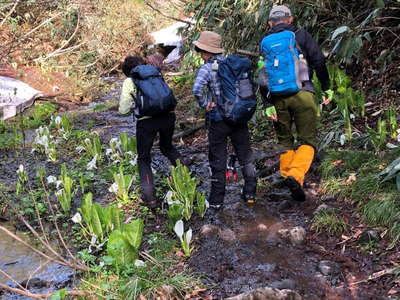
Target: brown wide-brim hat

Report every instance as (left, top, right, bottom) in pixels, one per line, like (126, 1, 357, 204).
(193, 31, 225, 54)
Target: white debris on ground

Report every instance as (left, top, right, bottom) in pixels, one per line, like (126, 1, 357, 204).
(149, 18, 193, 64)
(0, 76, 43, 120)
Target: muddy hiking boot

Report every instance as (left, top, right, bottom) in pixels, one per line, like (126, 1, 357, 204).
(284, 176, 306, 202)
(241, 192, 256, 204)
(241, 162, 257, 204)
(141, 184, 159, 209)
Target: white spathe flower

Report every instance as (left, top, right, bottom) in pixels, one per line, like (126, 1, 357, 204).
(71, 212, 82, 223)
(31, 148, 36, 153)
(55, 180, 63, 189)
(54, 116, 62, 125)
(90, 234, 97, 246)
(35, 135, 49, 147)
(340, 134, 346, 146)
(17, 164, 24, 174)
(174, 220, 184, 241)
(134, 260, 146, 267)
(129, 157, 137, 166)
(185, 228, 193, 244)
(108, 182, 119, 194)
(46, 175, 57, 184)
(105, 148, 113, 156)
(205, 199, 210, 209)
(164, 190, 174, 204)
(109, 137, 119, 147)
(76, 146, 85, 153)
(84, 138, 91, 146)
(125, 151, 133, 157)
(87, 154, 98, 170)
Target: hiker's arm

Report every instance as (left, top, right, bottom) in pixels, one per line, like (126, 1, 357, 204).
(192, 66, 211, 109)
(299, 31, 330, 92)
(119, 79, 135, 115)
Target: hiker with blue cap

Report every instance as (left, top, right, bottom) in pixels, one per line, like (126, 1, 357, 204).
(260, 5, 334, 202)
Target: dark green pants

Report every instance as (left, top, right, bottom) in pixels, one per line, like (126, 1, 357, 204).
(273, 90, 318, 150)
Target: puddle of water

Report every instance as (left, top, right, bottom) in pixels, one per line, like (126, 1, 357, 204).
(0, 222, 75, 298)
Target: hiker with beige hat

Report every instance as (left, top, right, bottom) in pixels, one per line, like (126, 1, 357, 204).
(192, 31, 257, 210)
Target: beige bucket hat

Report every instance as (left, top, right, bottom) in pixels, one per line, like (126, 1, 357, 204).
(269, 5, 292, 19)
(193, 31, 225, 54)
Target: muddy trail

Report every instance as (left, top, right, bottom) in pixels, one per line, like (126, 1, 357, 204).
(0, 78, 392, 300)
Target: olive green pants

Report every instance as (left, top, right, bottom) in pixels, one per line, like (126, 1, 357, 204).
(273, 90, 318, 151)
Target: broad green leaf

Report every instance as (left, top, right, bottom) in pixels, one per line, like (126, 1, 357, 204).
(123, 219, 144, 249)
(107, 230, 137, 265)
(91, 204, 104, 240)
(396, 174, 400, 191)
(80, 193, 93, 227)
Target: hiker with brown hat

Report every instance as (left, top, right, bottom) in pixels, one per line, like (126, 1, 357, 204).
(192, 31, 257, 210)
(259, 5, 333, 202)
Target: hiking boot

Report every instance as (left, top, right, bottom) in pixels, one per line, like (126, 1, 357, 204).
(209, 203, 223, 210)
(141, 184, 159, 209)
(206, 196, 223, 211)
(265, 172, 286, 187)
(241, 192, 256, 204)
(284, 176, 306, 202)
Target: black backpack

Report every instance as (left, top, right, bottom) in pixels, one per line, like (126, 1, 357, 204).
(130, 65, 176, 117)
(212, 55, 257, 124)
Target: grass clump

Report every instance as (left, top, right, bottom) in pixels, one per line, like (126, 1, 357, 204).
(312, 211, 348, 236)
(320, 149, 400, 244)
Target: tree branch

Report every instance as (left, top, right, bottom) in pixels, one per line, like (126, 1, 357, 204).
(144, 1, 193, 25)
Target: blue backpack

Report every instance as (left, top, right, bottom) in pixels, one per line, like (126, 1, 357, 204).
(212, 55, 257, 124)
(130, 65, 176, 116)
(260, 30, 302, 95)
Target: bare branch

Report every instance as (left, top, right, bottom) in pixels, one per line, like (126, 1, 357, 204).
(0, 0, 20, 28)
(144, 1, 193, 25)
(0, 283, 90, 299)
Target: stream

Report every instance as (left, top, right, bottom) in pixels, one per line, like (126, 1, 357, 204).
(0, 221, 75, 299)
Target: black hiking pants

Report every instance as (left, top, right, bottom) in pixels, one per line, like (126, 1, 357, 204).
(208, 120, 257, 205)
(136, 113, 182, 203)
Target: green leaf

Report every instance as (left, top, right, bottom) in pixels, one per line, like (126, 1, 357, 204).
(80, 192, 93, 227)
(51, 288, 67, 300)
(107, 230, 137, 265)
(91, 204, 104, 240)
(122, 219, 144, 249)
(396, 174, 400, 191)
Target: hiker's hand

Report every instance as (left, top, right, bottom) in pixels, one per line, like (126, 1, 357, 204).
(322, 89, 334, 105)
(206, 102, 217, 112)
(265, 106, 278, 122)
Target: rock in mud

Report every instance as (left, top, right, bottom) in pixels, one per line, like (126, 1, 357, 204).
(200, 224, 220, 237)
(269, 279, 296, 290)
(322, 194, 337, 202)
(278, 226, 306, 245)
(318, 260, 340, 276)
(225, 287, 302, 300)
(219, 228, 237, 241)
(269, 191, 292, 202)
(313, 204, 333, 215)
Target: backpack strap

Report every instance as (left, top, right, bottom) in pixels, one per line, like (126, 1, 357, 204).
(210, 59, 221, 103)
